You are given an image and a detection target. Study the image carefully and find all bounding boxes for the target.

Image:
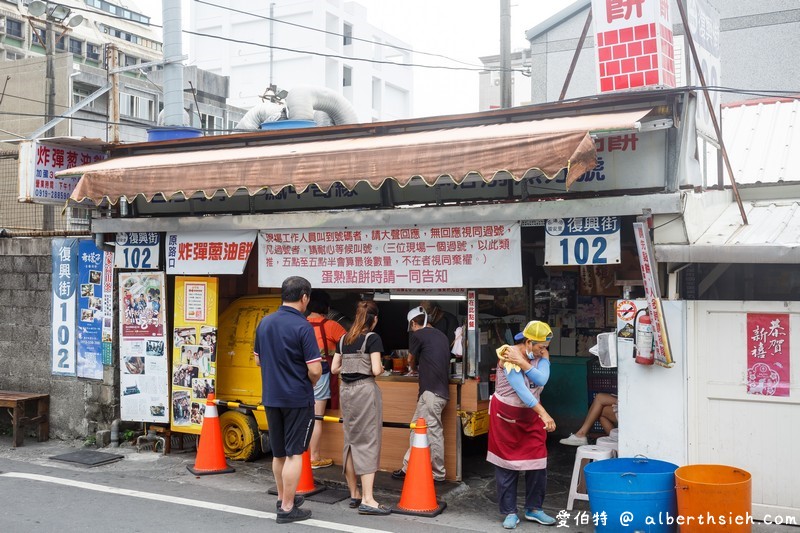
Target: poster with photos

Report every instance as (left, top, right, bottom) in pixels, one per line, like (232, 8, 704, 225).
(577, 295, 606, 328)
(76, 239, 113, 380)
(171, 277, 218, 434)
(119, 272, 169, 423)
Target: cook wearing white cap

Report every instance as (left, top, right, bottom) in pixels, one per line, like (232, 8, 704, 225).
(391, 306, 451, 483)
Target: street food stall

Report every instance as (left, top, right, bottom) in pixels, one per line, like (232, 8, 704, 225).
(59, 92, 692, 481)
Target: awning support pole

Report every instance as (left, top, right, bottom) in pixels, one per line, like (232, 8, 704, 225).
(559, 7, 593, 101)
(675, 0, 748, 225)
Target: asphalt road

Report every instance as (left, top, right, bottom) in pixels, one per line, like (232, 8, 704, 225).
(0, 439, 502, 533)
(0, 438, 796, 532)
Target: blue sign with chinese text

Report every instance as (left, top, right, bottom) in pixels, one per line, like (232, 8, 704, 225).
(51, 238, 78, 375)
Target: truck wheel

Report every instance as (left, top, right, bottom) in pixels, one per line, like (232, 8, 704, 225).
(220, 410, 261, 462)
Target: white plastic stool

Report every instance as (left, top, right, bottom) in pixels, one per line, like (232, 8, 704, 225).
(595, 436, 619, 457)
(567, 445, 614, 510)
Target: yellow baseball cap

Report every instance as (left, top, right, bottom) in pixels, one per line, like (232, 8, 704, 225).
(522, 320, 553, 342)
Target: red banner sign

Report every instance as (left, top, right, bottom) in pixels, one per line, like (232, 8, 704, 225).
(746, 313, 790, 397)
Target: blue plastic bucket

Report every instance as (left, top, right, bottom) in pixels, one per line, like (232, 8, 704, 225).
(146, 127, 203, 142)
(584, 457, 679, 533)
(260, 119, 316, 130)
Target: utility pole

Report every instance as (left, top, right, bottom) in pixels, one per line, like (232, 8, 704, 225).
(42, 18, 56, 230)
(107, 44, 120, 143)
(499, 0, 512, 109)
(269, 3, 275, 86)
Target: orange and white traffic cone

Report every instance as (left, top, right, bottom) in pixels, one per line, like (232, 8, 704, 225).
(268, 449, 326, 497)
(187, 393, 235, 476)
(392, 418, 447, 517)
(296, 449, 325, 496)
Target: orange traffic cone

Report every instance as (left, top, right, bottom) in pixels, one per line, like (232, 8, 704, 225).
(268, 449, 326, 497)
(187, 393, 235, 475)
(296, 449, 325, 496)
(392, 418, 447, 517)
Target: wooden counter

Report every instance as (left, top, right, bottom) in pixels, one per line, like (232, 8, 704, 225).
(318, 379, 461, 481)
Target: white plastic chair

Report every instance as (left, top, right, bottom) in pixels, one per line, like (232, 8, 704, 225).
(567, 444, 614, 510)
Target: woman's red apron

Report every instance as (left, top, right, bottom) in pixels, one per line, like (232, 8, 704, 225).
(486, 395, 548, 471)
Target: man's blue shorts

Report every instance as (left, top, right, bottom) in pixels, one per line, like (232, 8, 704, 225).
(265, 405, 314, 457)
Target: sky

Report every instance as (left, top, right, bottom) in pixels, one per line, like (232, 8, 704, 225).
(133, 0, 575, 117)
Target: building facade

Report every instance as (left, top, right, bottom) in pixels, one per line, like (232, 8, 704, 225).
(0, 0, 246, 232)
(478, 0, 800, 108)
(188, 0, 413, 122)
(475, 0, 800, 520)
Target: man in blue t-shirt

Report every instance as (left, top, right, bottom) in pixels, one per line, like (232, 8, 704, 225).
(254, 276, 322, 524)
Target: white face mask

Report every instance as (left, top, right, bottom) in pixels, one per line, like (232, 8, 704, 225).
(526, 343, 535, 359)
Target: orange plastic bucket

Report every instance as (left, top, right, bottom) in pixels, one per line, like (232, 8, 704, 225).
(674, 465, 752, 532)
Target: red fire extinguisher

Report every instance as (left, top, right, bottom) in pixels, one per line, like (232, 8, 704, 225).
(633, 308, 655, 365)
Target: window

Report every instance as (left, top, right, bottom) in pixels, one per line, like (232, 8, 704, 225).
(6, 50, 25, 61)
(343, 23, 353, 46)
(343, 66, 352, 87)
(55, 35, 65, 51)
(201, 113, 222, 135)
(85, 0, 150, 25)
(98, 24, 162, 51)
(32, 27, 46, 46)
(86, 43, 101, 61)
(119, 92, 155, 121)
(124, 54, 137, 67)
(5, 18, 22, 38)
(72, 86, 96, 109)
(68, 38, 83, 56)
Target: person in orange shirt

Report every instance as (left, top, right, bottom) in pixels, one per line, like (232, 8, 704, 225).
(307, 290, 348, 469)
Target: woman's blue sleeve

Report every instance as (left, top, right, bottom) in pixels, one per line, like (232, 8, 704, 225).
(525, 358, 551, 386)
(505, 368, 538, 407)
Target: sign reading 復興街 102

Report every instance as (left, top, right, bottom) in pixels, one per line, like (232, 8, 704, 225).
(544, 217, 621, 266)
(18, 140, 106, 204)
(257, 223, 522, 289)
(115, 232, 161, 270)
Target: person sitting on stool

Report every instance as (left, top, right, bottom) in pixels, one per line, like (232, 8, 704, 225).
(559, 392, 618, 446)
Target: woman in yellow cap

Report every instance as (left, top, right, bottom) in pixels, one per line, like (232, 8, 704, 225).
(487, 320, 557, 529)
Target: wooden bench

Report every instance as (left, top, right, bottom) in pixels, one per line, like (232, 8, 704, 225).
(0, 391, 50, 447)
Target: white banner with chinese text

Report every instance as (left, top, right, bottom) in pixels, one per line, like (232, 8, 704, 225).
(258, 223, 521, 289)
(166, 231, 257, 275)
(18, 140, 106, 205)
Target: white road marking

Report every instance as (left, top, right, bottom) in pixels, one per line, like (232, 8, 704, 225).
(1, 472, 390, 533)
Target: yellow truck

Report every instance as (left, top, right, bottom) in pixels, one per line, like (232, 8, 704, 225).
(214, 295, 281, 461)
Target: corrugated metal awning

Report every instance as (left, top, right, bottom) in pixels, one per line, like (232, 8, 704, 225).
(722, 98, 800, 184)
(656, 199, 800, 263)
(61, 109, 651, 206)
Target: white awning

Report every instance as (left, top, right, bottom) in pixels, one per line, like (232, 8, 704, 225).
(656, 199, 800, 263)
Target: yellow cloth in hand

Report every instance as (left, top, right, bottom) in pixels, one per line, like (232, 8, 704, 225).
(495, 344, 520, 373)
